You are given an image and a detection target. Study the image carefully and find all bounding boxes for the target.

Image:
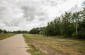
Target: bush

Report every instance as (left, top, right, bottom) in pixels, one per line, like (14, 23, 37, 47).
(77, 32, 85, 39)
(72, 32, 85, 39)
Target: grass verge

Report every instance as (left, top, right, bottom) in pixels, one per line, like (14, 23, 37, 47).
(23, 34, 41, 55)
(0, 33, 16, 40)
(23, 34, 85, 55)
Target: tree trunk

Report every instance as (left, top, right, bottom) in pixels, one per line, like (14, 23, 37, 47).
(75, 19, 78, 38)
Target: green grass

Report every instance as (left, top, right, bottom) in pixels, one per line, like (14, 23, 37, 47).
(0, 33, 15, 40)
(23, 34, 41, 55)
(23, 34, 85, 55)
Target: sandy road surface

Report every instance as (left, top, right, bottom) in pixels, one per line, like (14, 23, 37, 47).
(0, 34, 31, 55)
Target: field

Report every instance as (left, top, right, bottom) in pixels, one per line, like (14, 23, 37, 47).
(0, 33, 15, 40)
(23, 34, 85, 55)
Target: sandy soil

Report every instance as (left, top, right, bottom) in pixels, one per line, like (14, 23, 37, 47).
(0, 34, 31, 55)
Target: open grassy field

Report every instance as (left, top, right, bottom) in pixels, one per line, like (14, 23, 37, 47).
(23, 34, 85, 55)
(0, 33, 15, 40)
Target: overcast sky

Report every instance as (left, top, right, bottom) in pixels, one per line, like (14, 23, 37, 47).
(0, 0, 84, 31)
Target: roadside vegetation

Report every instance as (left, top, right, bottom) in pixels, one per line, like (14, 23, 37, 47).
(23, 34, 41, 55)
(23, 34, 85, 55)
(0, 29, 28, 40)
(24, 3, 85, 55)
(0, 29, 16, 40)
(0, 33, 15, 40)
(29, 8, 85, 39)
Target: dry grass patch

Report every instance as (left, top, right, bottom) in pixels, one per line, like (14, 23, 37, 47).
(23, 34, 85, 55)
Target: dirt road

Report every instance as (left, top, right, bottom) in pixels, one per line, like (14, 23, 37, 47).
(0, 34, 31, 55)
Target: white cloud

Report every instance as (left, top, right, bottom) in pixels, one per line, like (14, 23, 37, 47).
(0, 0, 84, 31)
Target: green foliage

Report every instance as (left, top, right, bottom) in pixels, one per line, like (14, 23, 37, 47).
(0, 29, 2, 33)
(29, 8, 85, 39)
(43, 18, 62, 36)
(0, 29, 7, 34)
(29, 28, 41, 34)
(12, 30, 28, 33)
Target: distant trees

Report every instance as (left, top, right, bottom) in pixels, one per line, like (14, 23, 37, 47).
(12, 30, 28, 33)
(0, 29, 29, 34)
(29, 27, 45, 34)
(0, 29, 2, 33)
(29, 28, 40, 34)
(43, 18, 61, 36)
(29, 8, 85, 39)
(0, 29, 7, 34)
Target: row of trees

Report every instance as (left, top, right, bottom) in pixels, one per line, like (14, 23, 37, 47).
(0, 29, 29, 34)
(0, 29, 7, 33)
(29, 9, 85, 39)
(12, 30, 28, 33)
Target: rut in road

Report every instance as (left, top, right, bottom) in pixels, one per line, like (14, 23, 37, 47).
(0, 34, 31, 55)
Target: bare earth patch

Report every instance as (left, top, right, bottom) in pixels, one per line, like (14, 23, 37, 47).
(0, 34, 31, 55)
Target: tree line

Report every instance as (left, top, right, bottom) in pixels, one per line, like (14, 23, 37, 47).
(0, 29, 29, 34)
(0, 29, 7, 33)
(29, 8, 85, 39)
